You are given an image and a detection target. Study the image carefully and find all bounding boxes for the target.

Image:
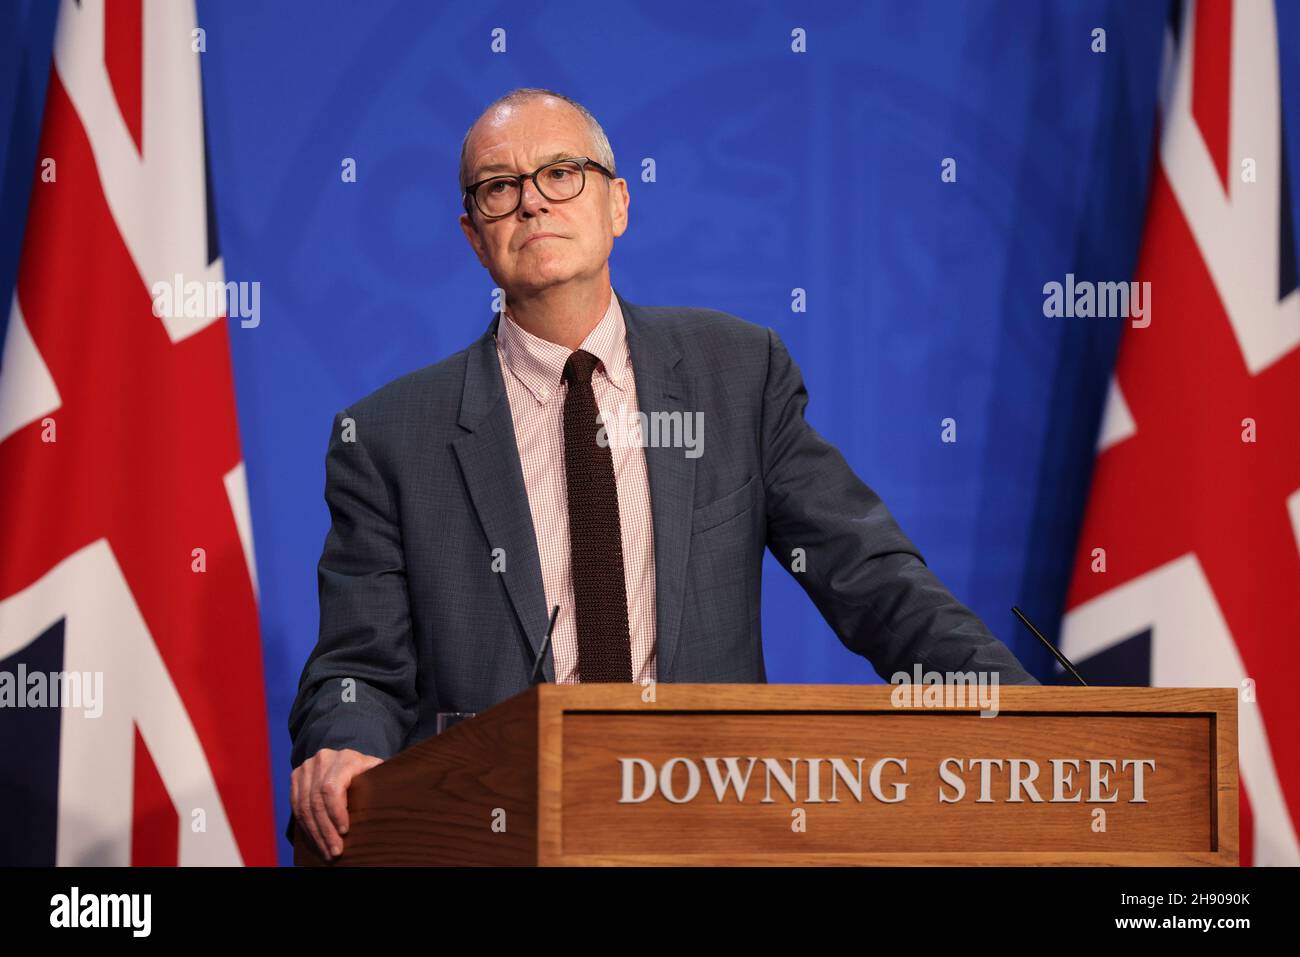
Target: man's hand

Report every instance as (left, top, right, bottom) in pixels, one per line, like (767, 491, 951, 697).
(291, 748, 384, 862)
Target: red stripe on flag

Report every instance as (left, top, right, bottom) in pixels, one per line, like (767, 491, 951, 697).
(131, 725, 179, 866)
(1240, 784, 1254, 868)
(104, 0, 144, 155)
(1192, 0, 1233, 193)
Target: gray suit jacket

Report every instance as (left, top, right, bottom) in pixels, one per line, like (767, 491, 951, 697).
(288, 289, 1036, 771)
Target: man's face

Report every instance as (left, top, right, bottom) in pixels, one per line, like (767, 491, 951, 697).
(458, 97, 629, 298)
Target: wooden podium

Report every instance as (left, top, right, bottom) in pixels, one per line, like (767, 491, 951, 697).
(293, 684, 1237, 866)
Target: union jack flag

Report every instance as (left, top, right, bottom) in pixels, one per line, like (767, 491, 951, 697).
(0, 0, 275, 865)
(1063, 0, 1300, 866)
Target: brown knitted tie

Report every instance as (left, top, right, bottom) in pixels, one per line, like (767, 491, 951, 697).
(562, 349, 633, 682)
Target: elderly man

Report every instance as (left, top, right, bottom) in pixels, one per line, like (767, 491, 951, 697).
(288, 87, 1036, 860)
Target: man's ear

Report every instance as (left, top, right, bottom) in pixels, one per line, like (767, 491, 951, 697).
(459, 212, 489, 267)
(608, 178, 630, 239)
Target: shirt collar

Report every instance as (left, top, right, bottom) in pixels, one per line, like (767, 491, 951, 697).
(497, 289, 629, 404)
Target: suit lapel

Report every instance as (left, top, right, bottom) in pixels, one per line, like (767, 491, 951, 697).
(451, 315, 553, 680)
(452, 290, 698, 684)
(618, 289, 697, 682)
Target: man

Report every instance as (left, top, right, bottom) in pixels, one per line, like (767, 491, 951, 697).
(288, 87, 1036, 861)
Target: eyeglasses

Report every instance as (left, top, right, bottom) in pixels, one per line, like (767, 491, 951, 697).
(463, 156, 614, 218)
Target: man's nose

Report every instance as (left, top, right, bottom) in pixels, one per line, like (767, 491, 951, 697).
(519, 177, 549, 214)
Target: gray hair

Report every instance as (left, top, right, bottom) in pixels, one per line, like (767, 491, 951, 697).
(458, 88, 617, 194)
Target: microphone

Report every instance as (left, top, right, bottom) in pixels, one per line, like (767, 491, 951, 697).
(1011, 606, 1088, 686)
(530, 605, 561, 685)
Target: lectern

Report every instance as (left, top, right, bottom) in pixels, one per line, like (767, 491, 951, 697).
(293, 684, 1237, 866)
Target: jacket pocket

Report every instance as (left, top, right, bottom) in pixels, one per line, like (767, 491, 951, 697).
(691, 475, 757, 535)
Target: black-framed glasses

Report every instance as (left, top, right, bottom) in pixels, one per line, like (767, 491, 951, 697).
(463, 156, 614, 218)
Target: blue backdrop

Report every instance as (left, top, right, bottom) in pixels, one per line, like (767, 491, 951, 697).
(4, 0, 1300, 865)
